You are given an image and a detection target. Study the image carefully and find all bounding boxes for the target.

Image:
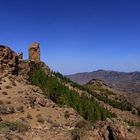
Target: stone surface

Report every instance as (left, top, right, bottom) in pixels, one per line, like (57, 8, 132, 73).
(38, 97, 47, 107)
(29, 42, 40, 61)
(0, 45, 18, 75)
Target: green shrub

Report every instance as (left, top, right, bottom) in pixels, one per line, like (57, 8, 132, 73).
(16, 106, 24, 113)
(137, 108, 140, 116)
(0, 121, 29, 134)
(36, 114, 45, 124)
(0, 105, 15, 114)
(75, 120, 91, 129)
(124, 119, 140, 127)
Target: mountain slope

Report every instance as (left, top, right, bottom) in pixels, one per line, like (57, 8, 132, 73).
(1, 45, 140, 140)
(67, 70, 140, 94)
(0, 73, 84, 140)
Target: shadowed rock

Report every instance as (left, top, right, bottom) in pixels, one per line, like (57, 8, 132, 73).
(0, 45, 18, 75)
(18, 52, 23, 60)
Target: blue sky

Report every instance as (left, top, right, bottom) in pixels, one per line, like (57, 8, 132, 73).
(0, 0, 140, 74)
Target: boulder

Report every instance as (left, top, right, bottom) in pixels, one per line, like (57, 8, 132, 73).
(38, 97, 47, 107)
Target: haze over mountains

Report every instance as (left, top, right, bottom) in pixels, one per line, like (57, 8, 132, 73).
(67, 70, 140, 94)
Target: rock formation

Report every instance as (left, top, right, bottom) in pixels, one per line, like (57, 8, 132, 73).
(0, 43, 50, 78)
(0, 44, 140, 140)
(0, 45, 18, 75)
(91, 118, 139, 140)
(29, 42, 40, 61)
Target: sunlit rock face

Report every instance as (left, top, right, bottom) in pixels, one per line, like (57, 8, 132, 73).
(29, 42, 40, 61)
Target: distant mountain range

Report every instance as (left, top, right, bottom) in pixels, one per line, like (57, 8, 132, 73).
(67, 70, 140, 94)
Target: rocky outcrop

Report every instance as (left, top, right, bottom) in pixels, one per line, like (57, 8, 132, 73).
(70, 118, 140, 140)
(29, 42, 40, 61)
(92, 118, 139, 140)
(0, 43, 50, 78)
(18, 60, 50, 79)
(0, 45, 18, 75)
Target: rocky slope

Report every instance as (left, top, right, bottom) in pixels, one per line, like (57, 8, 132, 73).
(0, 44, 140, 140)
(0, 71, 140, 140)
(0, 73, 83, 140)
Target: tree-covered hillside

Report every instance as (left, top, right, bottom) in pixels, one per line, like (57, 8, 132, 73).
(28, 65, 116, 123)
(54, 72, 134, 112)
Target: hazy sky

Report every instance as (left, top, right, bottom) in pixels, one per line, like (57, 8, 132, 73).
(0, 0, 140, 74)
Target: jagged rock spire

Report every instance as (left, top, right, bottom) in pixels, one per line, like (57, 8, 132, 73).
(29, 42, 40, 61)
